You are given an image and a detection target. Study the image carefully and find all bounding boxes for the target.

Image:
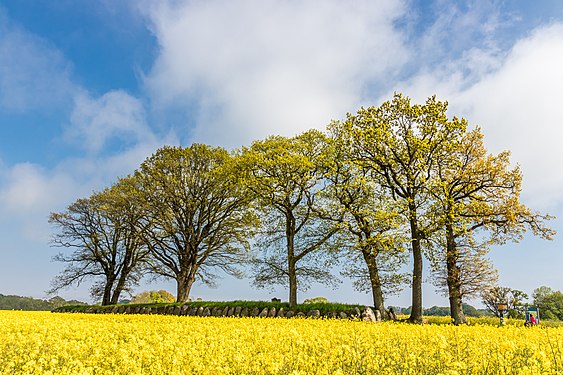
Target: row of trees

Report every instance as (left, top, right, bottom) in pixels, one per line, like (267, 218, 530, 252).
(49, 94, 554, 324)
(0, 294, 86, 311)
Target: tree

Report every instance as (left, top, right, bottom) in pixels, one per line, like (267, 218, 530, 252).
(303, 296, 330, 304)
(136, 144, 257, 302)
(429, 127, 554, 324)
(49, 176, 149, 305)
(533, 286, 563, 321)
(347, 94, 465, 323)
(241, 131, 339, 307)
(430, 236, 498, 323)
(481, 286, 528, 318)
(320, 121, 408, 318)
(131, 290, 175, 304)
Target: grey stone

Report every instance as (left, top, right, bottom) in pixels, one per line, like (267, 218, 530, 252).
(196, 306, 204, 316)
(307, 309, 321, 318)
(285, 311, 295, 318)
(180, 305, 190, 316)
(117, 306, 126, 314)
(268, 307, 277, 318)
(375, 309, 382, 322)
(226, 307, 235, 317)
(173, 306, 181, 315)
(240, 307, 249, 317)
(362, 306, 376, 322)
(277, 307, 285, 318)
(295, 312, 306, 318)
(350, 307, 361, 318)
(258, 307, 269, 318)
(146, 307, 153, 314)
(202, 307, 211, 317)
(250, 307, 260, 317)
(211, 307, 219, 316)
(234, 306, 242, 317)
(339, 312, 348, 319)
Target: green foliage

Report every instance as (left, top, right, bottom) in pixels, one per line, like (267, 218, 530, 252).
(0, 294, 86, 311)
(421, 304, 485, 317)
(533, 286, 563, 321)
(131, 290, 176, 304)
(241, 131, 340, 306)
(303, 297, 329, 304)
(135, 144, 259, 302)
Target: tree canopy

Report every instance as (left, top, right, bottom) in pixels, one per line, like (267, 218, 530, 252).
(48, 93, 555, 322)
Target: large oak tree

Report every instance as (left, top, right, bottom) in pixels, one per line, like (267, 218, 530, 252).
(347, 94, 465, 323)
(136, 145, 257, 302)
(49, 176, 149, 305)
(242, 130, 339, 307)
(429, 127, 554, 324)
(320, 121, 408, 318)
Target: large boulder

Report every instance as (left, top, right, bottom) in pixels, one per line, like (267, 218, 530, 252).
(362, 306, 376, 322)
(258, 308, 269, 318)
(307, 309, 321, 319)
(268, 307, 277, 318)
(234, 306, 242, 317)
(350, 307, 361, 318)
(250, 307, 260, 317)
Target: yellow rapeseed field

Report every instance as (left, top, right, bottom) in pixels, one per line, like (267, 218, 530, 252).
(1, 310, 562, 374)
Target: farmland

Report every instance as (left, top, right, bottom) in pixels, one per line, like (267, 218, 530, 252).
(1, 311, 562, 374)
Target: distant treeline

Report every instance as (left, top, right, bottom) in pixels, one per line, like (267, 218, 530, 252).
(0, 294, 86, 311)
(392, 303, 491, 318)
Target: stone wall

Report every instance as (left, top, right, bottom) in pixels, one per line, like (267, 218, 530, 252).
(53, 305, 384, 322)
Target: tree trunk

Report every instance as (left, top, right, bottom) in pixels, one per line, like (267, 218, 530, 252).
(286, 211, 298, 308)
(110, 272, 128, 305)
(408, 210, 423, 324)
(288, 258, 298, 308)
(446, 223, 467, 325)
(101, 276, 115, 306)
(362, 249, 387, 319)
(176, 270, 196, 302)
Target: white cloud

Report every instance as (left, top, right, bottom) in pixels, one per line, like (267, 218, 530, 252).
(0, 10, 77, 111)
(393, 23, 563, 210)
(144, 0, 409, 148)
(66, 90, 157, 154)
(0, 162, 82, 241)
(457, 23, 563, 209)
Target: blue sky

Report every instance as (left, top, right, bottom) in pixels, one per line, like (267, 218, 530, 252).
(1, 0, 563, 307)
